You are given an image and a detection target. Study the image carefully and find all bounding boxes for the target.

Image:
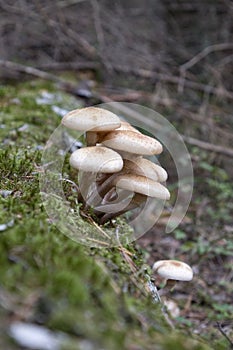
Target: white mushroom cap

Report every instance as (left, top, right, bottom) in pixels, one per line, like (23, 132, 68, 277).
(62, 107, 121, 131)
(124, 158, 168, 182)
(101, 130, 163, 155)
(152, 260, 193, 281)
(70, 146, 123, 173)
(113, 174, 170, 200)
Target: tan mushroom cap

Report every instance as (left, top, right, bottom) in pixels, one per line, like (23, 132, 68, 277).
(153, 260, 193, 281)
(70, 146, 123, 173)
(115, 120, 141, 133)
(113, 174, 170, 200)
(62, 107, 121, 131)
(101, 130, 163, 155)
(124, 158, 168, 182)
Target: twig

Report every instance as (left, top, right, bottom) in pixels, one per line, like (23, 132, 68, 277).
(64, 25, 97, 59)
(177, 107, 233, 143)
(216, 322, 233, 348)
(178, 43, 233, 93)
(0, 59, 87, 98)
(181, 135, 233, 158)
(36, 61, 99, 71)
(0, 59, 63, 83)
(112, 65, 233, 101)
(180, 43, 233, 71)
(91, 0, 113, 73)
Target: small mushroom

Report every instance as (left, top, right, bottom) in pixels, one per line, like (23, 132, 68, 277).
(97, 174, 170, 224)
(70, 146, 123, 173)
(92, 169, 169, 209)
(62, 107, 121, 146)
(69, 146, 123, 205)
(101, 130, 163, 155)
(124, 158, 168, 182)
(152, 260, 193, 291)
(115, 174, 170, 200)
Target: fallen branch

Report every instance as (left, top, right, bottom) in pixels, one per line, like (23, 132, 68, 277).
(1, 59, 233, 158)
(112, 65, 233, 101)
(0, 59, 67, 84)
(181, 135, 233, 158)
(3, 59, 233, 101)
(0, 59, 92, 98)
(36, 61, 99, 71)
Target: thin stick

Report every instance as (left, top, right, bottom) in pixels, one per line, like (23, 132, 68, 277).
(91, 0, 113, 73)
(216, 322, 233, 348)
(178, 43, 233, 93)
(112, 64, 233, 101)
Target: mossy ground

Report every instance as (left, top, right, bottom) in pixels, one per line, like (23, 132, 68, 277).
(0, 80, 227, 349)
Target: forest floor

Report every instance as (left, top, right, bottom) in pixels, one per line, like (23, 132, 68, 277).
(0, 78, 232, 350)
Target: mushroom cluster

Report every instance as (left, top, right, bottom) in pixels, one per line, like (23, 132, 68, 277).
(62, 107, 170, 225)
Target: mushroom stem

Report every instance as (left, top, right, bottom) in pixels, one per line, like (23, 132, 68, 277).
(159, 279, 177, 294)
(78, 171, 98, 208)
(101, 187, 119, 204)
(97, 193, 147, 225)
(84, 172, 120, 209)
(166, 279, 177, 291)
(86, 131, 107, 146)
(86, 131, 99, 146)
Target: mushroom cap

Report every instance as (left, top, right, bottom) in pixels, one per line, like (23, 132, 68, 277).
(113, 174, 170, 200)
(62, 107, 121, 131)
(115, 120, 141, 133)
(152, 260, 193, 281)
(101, 130, 163, 155)
(124, 158, 168, 182)
(117, 151, 142, 161)
(70, 146, 123, 173)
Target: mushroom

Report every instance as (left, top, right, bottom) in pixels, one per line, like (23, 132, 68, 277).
(62, 107, 121, 146)
(114, 174, 170, 200)
(152, 260, 193, 291)
(115, 120, 141, 133)
(69, 146, 123, 206)
(70, 146, 123, 173)
(100, 130, 163, 155)
(96, 174, 170, 224)
(123, 158, 168, 183)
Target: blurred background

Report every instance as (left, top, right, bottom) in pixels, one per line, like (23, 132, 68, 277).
(1, 0, 233, 165)
(0, 1, 233, 349)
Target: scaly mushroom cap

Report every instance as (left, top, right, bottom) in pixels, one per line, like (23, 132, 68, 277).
(62, 107, 121, 131)
(70, 146, 123, 173)
(113, 174, 170, 200)
(124, 158, 168, 182)
(152, 260, 193, 281)
(101, 130, 163, 155)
